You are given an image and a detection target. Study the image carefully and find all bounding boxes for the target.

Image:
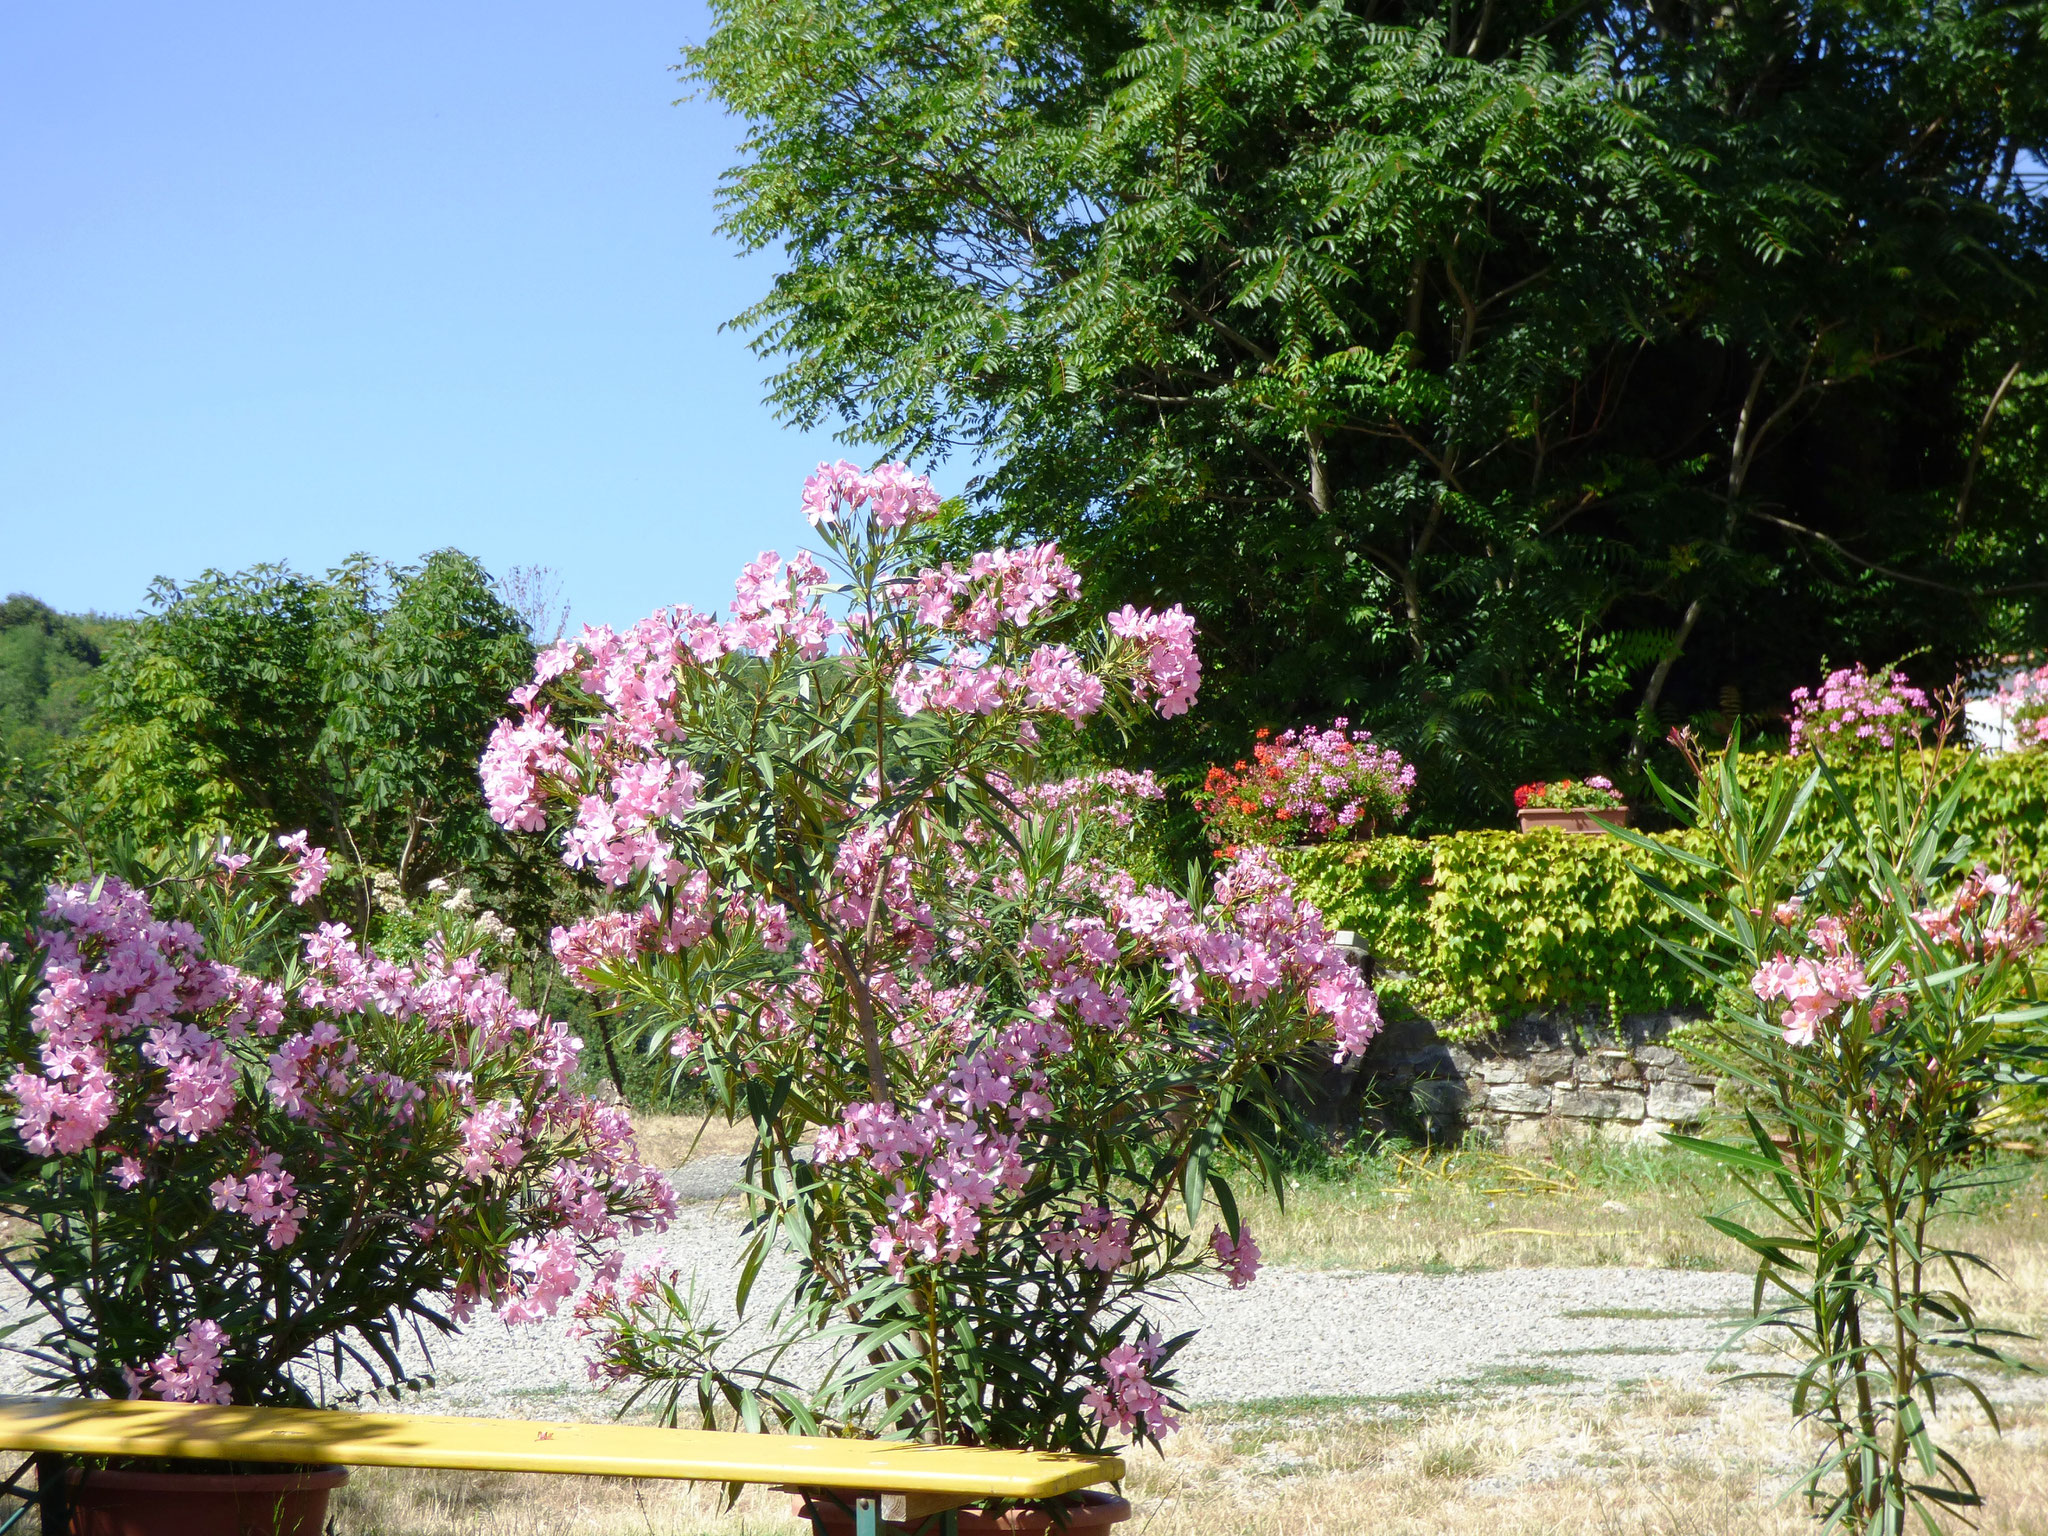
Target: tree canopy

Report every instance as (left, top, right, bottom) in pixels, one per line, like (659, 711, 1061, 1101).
(687, 0, 2048, 821)
(62, 552, 536, 896)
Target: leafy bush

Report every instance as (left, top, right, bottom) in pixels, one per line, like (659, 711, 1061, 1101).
(1622, 734, 2045, 1529)
(0, 836, 674, 1406)
(1281, 748, 2048, 1039)
(492, 464, 1382, 1460)
(1282, 833, 1714, 1036)
(1742, 749, 2048, 887)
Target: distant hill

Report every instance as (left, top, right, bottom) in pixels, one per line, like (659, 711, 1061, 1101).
(0, 595, 130, 762)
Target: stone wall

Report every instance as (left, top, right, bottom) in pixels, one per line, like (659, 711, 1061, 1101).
(1311, 936, 1721, 1147)
(1370, 1012, 1720, 1149)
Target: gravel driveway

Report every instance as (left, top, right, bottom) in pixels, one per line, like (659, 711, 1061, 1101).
(0, 1158, 1760, 1419)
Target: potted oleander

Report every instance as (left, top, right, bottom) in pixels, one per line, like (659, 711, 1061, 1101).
(487, 463, 1387, 1531)
(1193, 721, 1415, 857)
(1514, 776, 1628, 833)
(0, 835, 675, 1536)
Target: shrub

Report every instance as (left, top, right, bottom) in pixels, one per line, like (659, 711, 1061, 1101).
(1620, 730, 2045, 1529)
(1282, 832, 1714, 1035)
(0, 835, 674, 1405)
(487, 463, 1384, 1458)
(1282, 748, 2048, 1038)
(1194, 722, 1414, 851)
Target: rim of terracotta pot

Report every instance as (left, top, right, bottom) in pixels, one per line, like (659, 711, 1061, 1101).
(793, 1488, 1131, 1531)
(65, 1466, 349, 1494)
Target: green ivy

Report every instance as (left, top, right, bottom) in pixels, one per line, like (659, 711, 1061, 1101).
(1283, 749, 2048, 1041)
(1737, 749, 2048, 887)
(1284, 833, 1716, 1038)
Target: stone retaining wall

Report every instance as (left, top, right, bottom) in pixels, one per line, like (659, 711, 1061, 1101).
(1309, 939, 1721, 1146)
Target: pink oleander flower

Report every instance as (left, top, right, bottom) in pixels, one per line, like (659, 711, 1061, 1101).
(1752, 952, 1873, 1047)
(1083, 1332, 1179, 1441)
(1210, 1224, 1262, 1288)
(275, 831, 331, 905)
(130, 1319, 232, 1405)
(1788, 665, 1930, 757)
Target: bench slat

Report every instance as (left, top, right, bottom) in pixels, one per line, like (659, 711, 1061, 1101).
(0, 1398, 1121, 1499)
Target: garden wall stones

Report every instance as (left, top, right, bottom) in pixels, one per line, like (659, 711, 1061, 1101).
(1310, 933, 1720, 1148)
(1314, 1008, 1719, 1149)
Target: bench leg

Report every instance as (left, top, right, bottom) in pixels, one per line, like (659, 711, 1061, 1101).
(33, 1454, 66, 1536)
(855, 1496, 880, 1536)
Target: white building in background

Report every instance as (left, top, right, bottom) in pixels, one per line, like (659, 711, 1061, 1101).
(1967, 662, 2046, 755)
(1967, 697, 2014, 754)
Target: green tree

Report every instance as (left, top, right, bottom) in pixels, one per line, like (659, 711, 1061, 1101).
(63, 552, 537, 906)
(0, 596, 126, 763)
(686, 0, 2048, 821)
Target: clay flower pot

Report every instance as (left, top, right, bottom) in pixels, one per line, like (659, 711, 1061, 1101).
(63, 1465, 347, 1536)
(1516, 806, 1628, 835)
(794, 1489, 1132, 1534)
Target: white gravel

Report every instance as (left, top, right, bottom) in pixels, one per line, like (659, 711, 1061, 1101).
(0, 1157, 1764, 1417)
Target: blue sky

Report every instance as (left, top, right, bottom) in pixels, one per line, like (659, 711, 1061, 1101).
(2, 3, 902, 630)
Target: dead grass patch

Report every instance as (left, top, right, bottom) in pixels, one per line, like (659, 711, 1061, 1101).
(322, 1388, 2048, 1536)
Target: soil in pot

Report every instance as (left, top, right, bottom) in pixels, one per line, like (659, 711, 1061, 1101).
(793, 1489, 1131, 1534)
(61, 1464, 348, 1536)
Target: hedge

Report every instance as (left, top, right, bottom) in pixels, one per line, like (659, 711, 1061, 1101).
(1281, 748, 2048, 1041)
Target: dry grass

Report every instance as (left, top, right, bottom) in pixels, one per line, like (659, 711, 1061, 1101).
(328, 1385, 2048, 1536)
(629, 1114, 762, 1170)
(1239, 1138, 2048, 1295)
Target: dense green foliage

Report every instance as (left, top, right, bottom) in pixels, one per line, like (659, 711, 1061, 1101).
(0, 596, 125, 763)
(1283, 829, 1716, 1035)
(1283, 748, 2048, 1035)
(687, 0, 2048, 820)
(60, 553, 536, 912)
(1747, 747, 2048, 887)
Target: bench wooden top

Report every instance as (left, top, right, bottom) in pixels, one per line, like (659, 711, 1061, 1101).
(0, 1397, 1122, 1498)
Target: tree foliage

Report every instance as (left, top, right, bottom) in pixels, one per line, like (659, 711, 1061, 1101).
(61, 552, 536, 904)
(686, 0, 2048, 820)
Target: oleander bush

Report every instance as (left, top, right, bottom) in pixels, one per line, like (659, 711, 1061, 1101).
(1281, 748, 2048, 1039)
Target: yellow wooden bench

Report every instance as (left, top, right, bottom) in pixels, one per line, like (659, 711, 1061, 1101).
(0, 1396, 1122, 1535)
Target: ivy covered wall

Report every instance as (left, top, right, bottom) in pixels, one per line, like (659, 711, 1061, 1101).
(1282, 751, 2048, 1040)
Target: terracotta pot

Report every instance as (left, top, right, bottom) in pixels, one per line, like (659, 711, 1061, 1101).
(62, 1465, 348, 1536)
(793, 1489, 1131, 1534)
(1516, 806, 1628, 835)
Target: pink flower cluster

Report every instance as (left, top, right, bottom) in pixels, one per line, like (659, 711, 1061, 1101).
(1210, 1225, 1261, 1288)
(1992, 665, 2048, 751)
(1105, 606, 1201, 719)
(125, 1319, 232, 1405)
(802, 459, 944, 529)
(1071, 851, 1385, 1062)
(275, 831, 331, 906)
(548, 876, 792, 990)
(911, 544, 1083, 641)
(9, 879, 231, 1156)
(1083, 1332, 1178, 1440)
(815, 1094, 1033, 1279)
(1915, 867, 2044, 961)
(1042, 1205, 1135, 1271)
(1752, 952, 1873, 1048)
(210, 1152, 306, 1250)
(1788, 666, 1930, 756)
(4, 875, 678, 1367)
